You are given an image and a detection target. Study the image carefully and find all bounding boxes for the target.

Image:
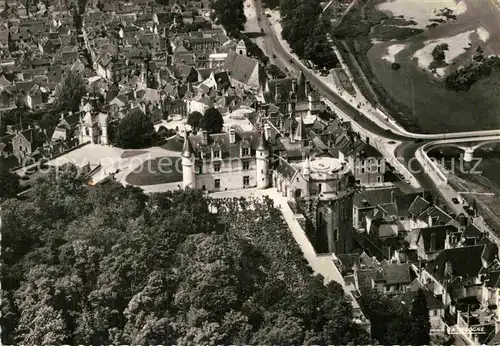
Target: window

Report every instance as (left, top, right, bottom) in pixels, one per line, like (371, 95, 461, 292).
(243, 176, 250, 186)
(334, 228, 339, 242)
(242, 147, 250, 156)
(378, 159, 382, 165)
(197, 165, 203, 174)
(361, 168, 365, 174)
(377, 176, 381, 183)
(304, 140, 309, 146)
(214, 179, 220, 188)
(377, 167, 381, 173)
(243, 161, 250, 170)
(213, 162, 221, 172)
(213, 150, 220, 158)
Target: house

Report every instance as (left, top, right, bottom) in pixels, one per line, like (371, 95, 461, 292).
(167, 98, 187, 118)
(187, 94, 212, 114)
(26, 84, 44, 109)
(79, 111, 109, 145)
(12, 126, 48, 164)
(222, 50, 267, 91)
(51, 112, 81, 148)
(369, 261, 417, 295)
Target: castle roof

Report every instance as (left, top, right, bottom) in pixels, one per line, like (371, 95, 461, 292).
(182, 134, 194, 157)
(256, 130, 269, 151)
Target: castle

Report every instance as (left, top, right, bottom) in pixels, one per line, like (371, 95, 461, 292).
(181, 122, 356, 255)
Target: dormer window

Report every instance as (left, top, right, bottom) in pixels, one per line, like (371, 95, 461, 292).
(241, 147, 250, 156)
(213, 150, 220, 158)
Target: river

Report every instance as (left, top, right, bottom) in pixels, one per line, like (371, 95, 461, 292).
(366, 0, 500, 196)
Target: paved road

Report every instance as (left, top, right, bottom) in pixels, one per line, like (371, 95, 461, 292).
(251, 0, 411, 142)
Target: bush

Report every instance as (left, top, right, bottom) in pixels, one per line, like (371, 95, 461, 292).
(391, 62, 401, 70)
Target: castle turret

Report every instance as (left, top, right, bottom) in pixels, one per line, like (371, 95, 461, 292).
(256, 130, 270, 189)
(302, 155, 310, 180)
(182, 134, 196, 189)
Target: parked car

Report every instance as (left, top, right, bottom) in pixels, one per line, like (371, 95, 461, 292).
(272, 54, 276, 59)
(452, 197, 459, 204)
(266, 13, 271, 17)
(289, 58, 294, 63)
(260, 28, 264, 33)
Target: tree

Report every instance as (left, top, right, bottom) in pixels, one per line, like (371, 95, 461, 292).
(201, 108, 224, 134)
(266, 64, 286, 79)
(0, 162, 20, 200)
(432, 43, 449, 62)
(187, 111, 203, 130)
(115, 109, 155, 149)
(212, 0, 246, 38)
(54, 70, 87, 112)
(410, 289, 431, 345)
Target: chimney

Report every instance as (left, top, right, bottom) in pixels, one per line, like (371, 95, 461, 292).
(444, 261, 453, 277)
(275, 83, 281, 103)
(229, 127, 236, 144)
(430, 233, 436, 252)
(264, 122, 271, 140)
(201, 130, 208, 145)
(305, 80, 311, 97)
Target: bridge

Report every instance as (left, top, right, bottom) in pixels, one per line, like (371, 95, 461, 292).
(424, 136, 500, 162)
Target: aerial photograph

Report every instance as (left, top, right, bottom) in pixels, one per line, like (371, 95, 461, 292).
(2, 0, 500, 344)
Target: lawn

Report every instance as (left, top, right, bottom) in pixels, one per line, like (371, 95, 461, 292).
(121, 150, 148, 159)
(125, 156, 183, 186)
(161, 136, 185, 152)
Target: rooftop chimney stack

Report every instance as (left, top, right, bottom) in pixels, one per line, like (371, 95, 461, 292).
(201, 130, 208, 145)
(229, 127, 236, 144)
(275, 83, 281, 103)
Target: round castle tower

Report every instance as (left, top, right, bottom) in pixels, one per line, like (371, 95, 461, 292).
(181, 134, 196, 189)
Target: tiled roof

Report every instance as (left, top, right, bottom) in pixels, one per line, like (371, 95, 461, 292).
(377, 262, 416, 285)
(275, 156, 297, 180)
(417, 225, 456, 253)
(408, 196, 431, 216)
(425, 245, 486, 281)
(223, 50, 266, 89)
(187, 130, 260, 159)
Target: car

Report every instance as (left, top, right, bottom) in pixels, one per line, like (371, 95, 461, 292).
(289, 58, 294, 63)
(272, 54, 277, 59)
(388, 140, 396, 144)
(452, 197, 459, 204)
(260, 28, 264, 33)
(266, 13, 271, 17)
(21, 175, 30, 181)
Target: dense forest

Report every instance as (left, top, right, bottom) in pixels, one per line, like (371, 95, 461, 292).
(2, 163, 371, 344)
